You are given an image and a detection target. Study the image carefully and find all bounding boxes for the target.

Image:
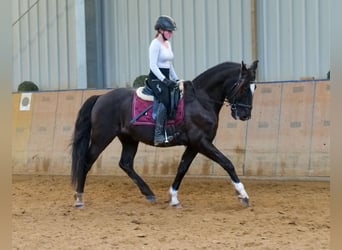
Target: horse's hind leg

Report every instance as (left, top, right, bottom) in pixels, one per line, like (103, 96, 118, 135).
(169, 146, 198, 207)
(74, 139, 114, 207)
(118, 138, 156, 202)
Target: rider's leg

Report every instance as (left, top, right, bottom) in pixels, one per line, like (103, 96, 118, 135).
(154, 102, 167, 145)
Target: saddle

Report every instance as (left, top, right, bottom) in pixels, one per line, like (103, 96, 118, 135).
(131, 83, 184, 125)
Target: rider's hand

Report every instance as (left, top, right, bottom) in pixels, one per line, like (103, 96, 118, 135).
(163, 78, 177, 88)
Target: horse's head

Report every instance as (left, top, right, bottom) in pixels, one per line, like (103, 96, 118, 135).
(228, 60, 258, 121)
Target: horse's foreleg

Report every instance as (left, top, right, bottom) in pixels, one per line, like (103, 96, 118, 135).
(231, 181, 249, 206)
(119, 140, 156, 202)
(170, 147, 198, 207)
(198, 142, 249, 207)
(74, 192, 84, 208)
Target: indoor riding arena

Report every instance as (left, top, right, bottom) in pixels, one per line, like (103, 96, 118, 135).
(12, 80, 330, 249)
(12, 1, 331, 249)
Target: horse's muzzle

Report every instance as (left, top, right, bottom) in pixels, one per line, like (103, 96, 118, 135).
(231, 108, 251, 121)
(239, 115, 251, 121)
(231, 110, 251, 121)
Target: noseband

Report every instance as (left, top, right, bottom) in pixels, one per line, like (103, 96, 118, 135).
(230, 102, 252, 109)
(226, 80, 253, 111)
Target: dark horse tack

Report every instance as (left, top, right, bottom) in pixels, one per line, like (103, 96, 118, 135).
(71, 60, 259, 208)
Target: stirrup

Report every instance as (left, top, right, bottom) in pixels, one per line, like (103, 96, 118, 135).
(154, 137, 165, 146)
(163, 130, 174, 144)
(164, 130, 170, 143)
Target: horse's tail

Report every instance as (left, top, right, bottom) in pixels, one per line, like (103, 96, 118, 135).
(71, 95, 100, 187)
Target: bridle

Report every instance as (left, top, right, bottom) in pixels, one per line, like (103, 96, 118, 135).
(187, 79, 254, 111)
(226, 79, 254, 110)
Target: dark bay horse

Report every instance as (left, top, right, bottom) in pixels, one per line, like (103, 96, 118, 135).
(71, 60, 259, 208)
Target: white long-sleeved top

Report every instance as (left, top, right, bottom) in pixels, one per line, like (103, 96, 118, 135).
(149, 38, 179, 81)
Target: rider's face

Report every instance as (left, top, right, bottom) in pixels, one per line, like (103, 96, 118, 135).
(162, 30, 173, 39)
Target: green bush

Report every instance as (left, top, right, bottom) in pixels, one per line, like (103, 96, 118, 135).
(17, 81, 39, 92)
(133, 75, 148, 88)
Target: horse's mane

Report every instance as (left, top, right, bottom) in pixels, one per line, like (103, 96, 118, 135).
(192, 61, 240, 88)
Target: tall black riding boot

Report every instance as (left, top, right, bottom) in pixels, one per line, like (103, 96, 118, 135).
(154, 103, 167, 146)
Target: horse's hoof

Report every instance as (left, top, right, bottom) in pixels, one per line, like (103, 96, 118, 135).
(239, 197, 249, 207)
(146, 195, 156, 203)
(74, 202, 84, 208)
(170, 202, 182, 208)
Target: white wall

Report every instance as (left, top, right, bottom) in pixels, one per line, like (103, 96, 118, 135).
(102, 0, 253, 87)
(12, 0, 87, 90)
(256, 0, 330, 81)
(12, 0, 331, 90)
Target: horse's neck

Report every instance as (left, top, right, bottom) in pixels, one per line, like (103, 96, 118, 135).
(191, 83, 225, 114)
(192, 64, 240, 112)
(196, 77, 234, 102)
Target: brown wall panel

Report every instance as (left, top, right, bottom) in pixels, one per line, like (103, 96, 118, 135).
(245, 152, 278, 176)
(12, 93, 34, 173)
(133, 144, 158, 176)
(88, 139, 124, 176)
(147, 147, 181, 176)
(50, 91, 84, 174)
(276, 82, 315, 176)
(309, 153, 330, 176)
(309, 81, 330, 176)
(245, 84, 282, 176)
(277, 152, 311, 176)
(247, 84, 282, 152)
(187, 154, 214, 176)
(26, 92, 58, 174)
(310, 81, 330, 153)
(11, 81, 331, 179)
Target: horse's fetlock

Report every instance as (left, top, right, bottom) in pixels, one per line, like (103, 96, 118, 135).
(119, 161, 128, 169)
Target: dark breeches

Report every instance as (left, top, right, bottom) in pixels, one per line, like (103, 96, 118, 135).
(148, 69, 171, 115)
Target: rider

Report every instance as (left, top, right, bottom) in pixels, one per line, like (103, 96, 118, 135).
(148, 15, 179, 146)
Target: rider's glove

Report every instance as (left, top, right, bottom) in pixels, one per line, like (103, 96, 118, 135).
(163, 78, 178, 88)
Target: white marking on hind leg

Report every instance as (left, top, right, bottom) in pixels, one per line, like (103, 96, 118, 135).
(169, 187, 181, 207)
(74, 192, 84, 208)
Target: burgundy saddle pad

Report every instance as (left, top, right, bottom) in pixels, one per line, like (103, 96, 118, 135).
(131, 92, 184, 125)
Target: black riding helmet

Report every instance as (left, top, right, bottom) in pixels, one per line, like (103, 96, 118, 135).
(154, 15, 177, 31)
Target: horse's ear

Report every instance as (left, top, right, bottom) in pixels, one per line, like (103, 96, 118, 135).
(249, 60, 259, 71)
(241, 61, 247, 72)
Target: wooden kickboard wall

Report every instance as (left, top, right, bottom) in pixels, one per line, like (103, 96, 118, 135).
(12, 81, 330, 178)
